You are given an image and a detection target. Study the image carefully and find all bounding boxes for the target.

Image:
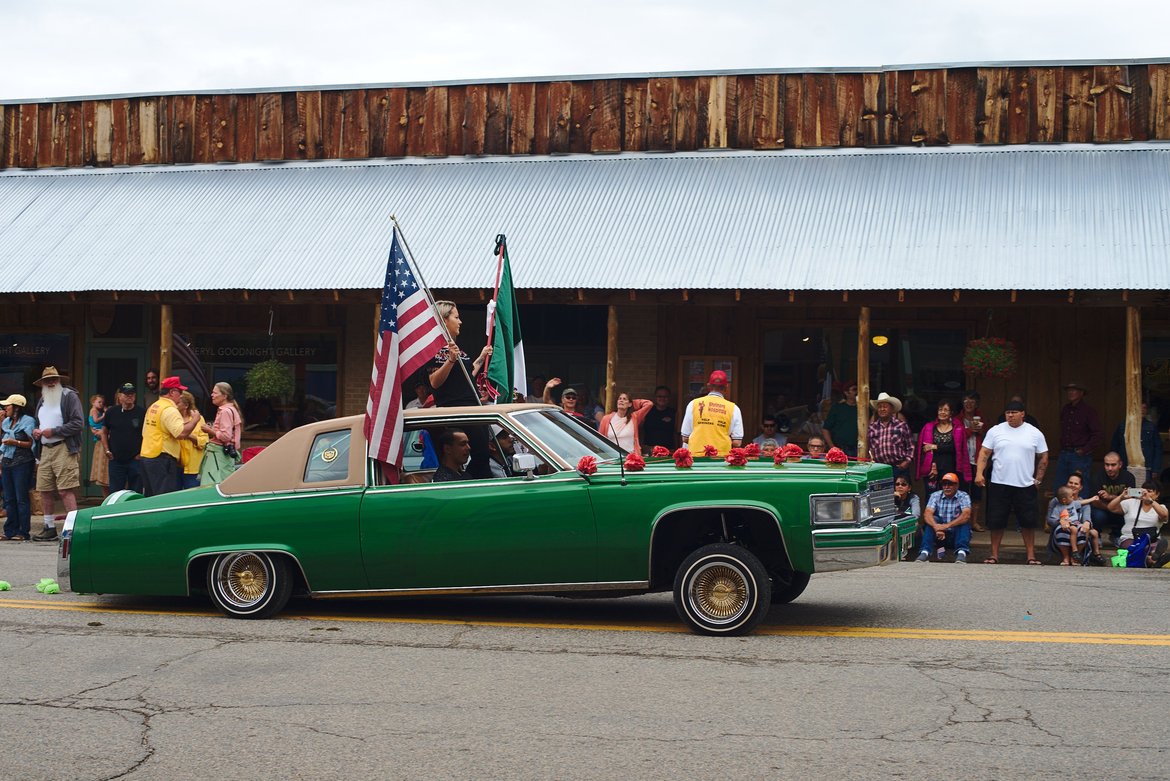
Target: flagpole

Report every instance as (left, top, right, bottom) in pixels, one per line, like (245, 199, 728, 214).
(479, 235, 506, 401)
(390, 216, 482, 405)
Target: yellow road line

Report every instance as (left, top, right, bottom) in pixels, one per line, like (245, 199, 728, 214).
(3, 598, 1170, 645)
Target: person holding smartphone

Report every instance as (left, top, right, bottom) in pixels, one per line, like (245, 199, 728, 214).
(1085, 452, 1136, 548)
(1106, 481, 1167, 549)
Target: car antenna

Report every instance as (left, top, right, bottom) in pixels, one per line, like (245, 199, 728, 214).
(608, 418, 627, 486)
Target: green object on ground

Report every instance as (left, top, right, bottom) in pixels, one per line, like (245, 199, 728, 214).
(0, 581, 10, 591)
(1111, 550, 1128, 568)
(42, 583, 61, 594)
(36, 577, 57, 593)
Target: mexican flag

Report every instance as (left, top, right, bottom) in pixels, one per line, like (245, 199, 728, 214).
(486, 246, 526, 403)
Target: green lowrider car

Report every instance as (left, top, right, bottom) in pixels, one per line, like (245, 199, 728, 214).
(58, 404, 916, 636)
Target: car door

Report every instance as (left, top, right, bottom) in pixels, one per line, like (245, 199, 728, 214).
(358, 470, 598, 591)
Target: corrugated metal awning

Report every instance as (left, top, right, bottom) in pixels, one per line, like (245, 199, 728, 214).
(1, 144, 1168, 294)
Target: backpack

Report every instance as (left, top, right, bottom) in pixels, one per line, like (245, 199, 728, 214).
(1125, 533, 1152, 568)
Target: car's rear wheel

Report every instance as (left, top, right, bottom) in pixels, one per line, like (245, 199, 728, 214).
(771, 571, 811, 604)
(673, 543, 771, 636)
(207, 552, 292, 619)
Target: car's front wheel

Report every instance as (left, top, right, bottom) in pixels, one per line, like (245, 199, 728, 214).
(207, 552, 293, 619)
(673, 543, 771, 636)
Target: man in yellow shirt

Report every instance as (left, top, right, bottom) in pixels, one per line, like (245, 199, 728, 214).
(139, 376, 199, 496)
(680, 370, 744, 456)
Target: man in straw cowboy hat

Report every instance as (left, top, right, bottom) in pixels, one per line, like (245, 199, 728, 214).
(867, 391, 914, 479)
(30, 366, 85, 541)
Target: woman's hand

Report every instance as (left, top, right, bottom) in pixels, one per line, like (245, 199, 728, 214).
(479, 345, 493, 359)
(446, 343, 462, 363)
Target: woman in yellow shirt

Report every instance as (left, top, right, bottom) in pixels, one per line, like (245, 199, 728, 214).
(177, 391, 209, 489)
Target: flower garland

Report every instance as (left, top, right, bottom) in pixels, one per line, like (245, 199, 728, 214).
(673, 447, 694, 469)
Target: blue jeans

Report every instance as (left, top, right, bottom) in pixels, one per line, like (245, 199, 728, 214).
(108, 459, 142, 494)
(1054, 450, 1092, 495)
(1091, 506, 1124, 537)
(2, 459, 33, 537)
(919, 522, 973, 555)
(179, 473, 200, 490)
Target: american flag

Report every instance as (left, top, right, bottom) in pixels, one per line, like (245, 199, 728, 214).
(364, 229, 447, 465)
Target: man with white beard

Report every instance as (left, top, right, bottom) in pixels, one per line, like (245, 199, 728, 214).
(31, 366, 85, 541)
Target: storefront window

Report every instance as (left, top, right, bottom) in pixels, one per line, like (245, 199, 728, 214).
(0, 334, 71, 394)
(183, 333, 338, 434)
(762, 325, 967, 438)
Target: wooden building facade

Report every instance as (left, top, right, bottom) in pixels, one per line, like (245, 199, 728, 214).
(3, 60, 1169, 483)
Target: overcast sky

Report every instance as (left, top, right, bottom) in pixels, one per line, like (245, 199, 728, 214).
(2, 1, 1166, 101)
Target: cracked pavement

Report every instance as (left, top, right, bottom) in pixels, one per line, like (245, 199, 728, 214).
(1, 545, 1169, 779)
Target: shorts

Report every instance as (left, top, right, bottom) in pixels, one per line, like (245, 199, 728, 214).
(36, 444, 81, 492)
(986, 483, 1040, 530)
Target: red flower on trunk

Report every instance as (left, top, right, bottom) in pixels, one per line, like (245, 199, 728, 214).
(650, 445, 671, 458)
(825, 447, 849, 465)
(624, 452, 646, 471)
(577, 455, 598, 475)
(725, 447, 748, 467)
(743, 442, 761, 458)
(673, 448, 694, 468)
(702, 445, 719, 458)
(781, 443, 804, 460)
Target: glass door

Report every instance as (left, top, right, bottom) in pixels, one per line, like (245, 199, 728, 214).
(83, 346, 147, 498)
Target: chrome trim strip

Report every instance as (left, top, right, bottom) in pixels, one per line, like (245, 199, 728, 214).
(56, 510, 77, 591)
(310, 580, 649, 599)
(364, 475, 584, 494)
(185, 549, 314, 597)
(92, 489, 365, 521)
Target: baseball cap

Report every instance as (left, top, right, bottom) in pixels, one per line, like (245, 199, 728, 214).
(708, 370, 728, 386)
(561, 387, 578, 398)
(1005, 400, 1026, 412)
(941, 473, 960, 484)
(119, 382, 136, 393)
(0, 393, 27, 407)
(160, 376, 188, 391)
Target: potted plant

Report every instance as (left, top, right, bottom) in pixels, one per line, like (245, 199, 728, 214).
(962, 337, 1018, 379)
(244, 358, 295, 402)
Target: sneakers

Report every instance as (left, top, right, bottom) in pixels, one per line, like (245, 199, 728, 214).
(915, 551, 929, 562)
(31, 528, 58, 541)
(955, 551, 968, 564)
(936, 546, 946, 561)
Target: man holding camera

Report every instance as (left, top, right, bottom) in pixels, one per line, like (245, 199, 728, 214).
(1085, 451, 1136, 548)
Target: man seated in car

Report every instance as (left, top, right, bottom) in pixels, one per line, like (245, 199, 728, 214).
(432, 428, 471, 482)
(487, 425, 516, 478)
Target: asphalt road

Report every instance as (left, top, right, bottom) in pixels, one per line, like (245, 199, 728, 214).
(2, 542, 1168, 781)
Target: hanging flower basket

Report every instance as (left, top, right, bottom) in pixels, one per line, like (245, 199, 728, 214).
(962, 338, 1018, 379)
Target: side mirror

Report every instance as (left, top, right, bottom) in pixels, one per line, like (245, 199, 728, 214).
(512, 452, 537, 479)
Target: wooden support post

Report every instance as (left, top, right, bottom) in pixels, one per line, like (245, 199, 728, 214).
(1125, 306, 1146, 479)
(605, 305, 618, 413)
(857, 306, 871, 460)
(159, 304, 173, 378)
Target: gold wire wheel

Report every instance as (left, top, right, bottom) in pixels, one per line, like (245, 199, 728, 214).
(216, 553, 271, 609)
(689, 562, 749, 623)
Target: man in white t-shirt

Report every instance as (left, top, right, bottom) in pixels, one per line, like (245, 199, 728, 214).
(975, 399, 1049, 564)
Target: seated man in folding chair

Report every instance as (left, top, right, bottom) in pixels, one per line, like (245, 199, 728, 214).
(914, 473, 973, 563)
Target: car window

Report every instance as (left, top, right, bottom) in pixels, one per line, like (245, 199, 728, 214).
(384, 421, 552, 485)
(305, 429, 352, 483)
(514, 409, 624, 464)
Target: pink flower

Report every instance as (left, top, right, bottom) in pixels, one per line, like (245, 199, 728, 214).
(702, 445, 719, 458)
(577, 455, 598, 475)
(743, 442, 761, 458)
(650, 445, 671, 458)
(673, 448, 694, 468)
(825, 447, 849, 465)
(725, 447, 748, 467)
(624, 452, 646, 471)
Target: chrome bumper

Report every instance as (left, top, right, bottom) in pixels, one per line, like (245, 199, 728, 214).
(811, 513, 918, 573)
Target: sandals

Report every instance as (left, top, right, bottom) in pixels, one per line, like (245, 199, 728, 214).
(1026, 558, 1043, 565)
(982, 557, 998, 564)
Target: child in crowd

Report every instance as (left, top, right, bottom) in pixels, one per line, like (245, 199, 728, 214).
(1046, 485, 1102, 565)
(88, 393, 109, 497)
